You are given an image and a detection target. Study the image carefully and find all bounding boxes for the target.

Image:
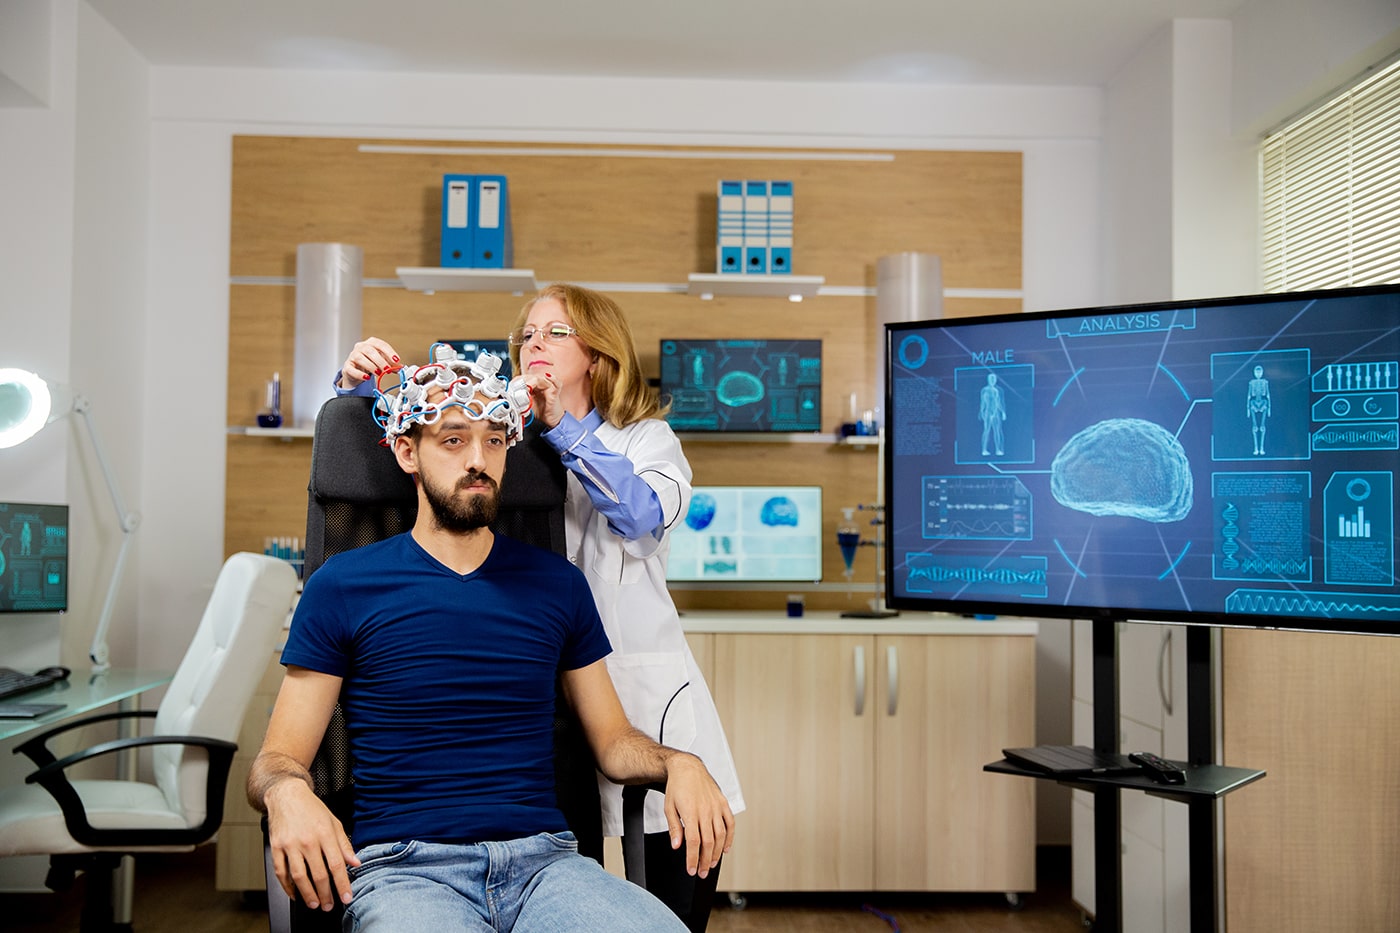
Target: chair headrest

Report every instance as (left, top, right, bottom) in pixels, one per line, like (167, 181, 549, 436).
(310, 396, 416, 505)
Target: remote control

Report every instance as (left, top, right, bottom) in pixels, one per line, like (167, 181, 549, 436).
(1130, 751, 1187, 785)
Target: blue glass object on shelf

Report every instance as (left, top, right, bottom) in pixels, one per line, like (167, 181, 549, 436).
(256, 372, 283, 428)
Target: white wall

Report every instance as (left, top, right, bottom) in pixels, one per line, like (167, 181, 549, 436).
(1100, 25, 1174, 306)
(0, 0, 75, 669)
(1099, 0, 1400, 308)
(0, 0, 53, 107)
(1233, 0, 1400, 135)
(65, 1, 149, 667)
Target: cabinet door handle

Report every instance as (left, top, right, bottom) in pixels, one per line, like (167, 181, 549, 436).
(1158, 629, 1174, 716)
(886, 645, 899, 716)
(854, 644, 866, 716)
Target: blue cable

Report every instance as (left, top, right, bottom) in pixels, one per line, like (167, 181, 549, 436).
(860, 903, 902, 932)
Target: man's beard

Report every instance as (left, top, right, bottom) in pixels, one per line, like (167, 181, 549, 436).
(421, 469, 500, 533)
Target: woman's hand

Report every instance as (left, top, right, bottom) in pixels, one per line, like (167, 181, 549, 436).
(338, 338, 401, 390)
(523, 371, 565, 429)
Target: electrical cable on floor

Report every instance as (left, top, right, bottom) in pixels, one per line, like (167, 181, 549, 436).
(861, 902, 902, 931)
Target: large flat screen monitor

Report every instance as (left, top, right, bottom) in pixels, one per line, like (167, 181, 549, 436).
(0, 502, 68, 613)
(659, 339, 822, 432)
(884, 284, 1400, 636)
(667, 485, 823, 583)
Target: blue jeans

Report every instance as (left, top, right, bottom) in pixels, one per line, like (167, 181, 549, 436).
(344, 831, 688, 932)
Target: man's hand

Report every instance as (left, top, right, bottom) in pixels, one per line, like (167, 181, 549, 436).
(662, 752, 735, 879)
(562, 659, 737, 877)
(264, 776, 360, 911)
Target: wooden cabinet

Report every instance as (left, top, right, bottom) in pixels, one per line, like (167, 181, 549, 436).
(873, 634, 1036, 892)
(709, 623, 1037, 894)
(712, 633, 877, 890)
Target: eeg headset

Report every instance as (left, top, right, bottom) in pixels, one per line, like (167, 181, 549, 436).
(373, 343, 533, 446)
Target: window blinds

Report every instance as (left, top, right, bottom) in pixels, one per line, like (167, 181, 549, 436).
(1261, 57, 1400, 292)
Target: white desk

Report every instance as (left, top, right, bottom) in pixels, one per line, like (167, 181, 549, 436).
(1, 668, 173, 921)
(0, 669, 172, 743)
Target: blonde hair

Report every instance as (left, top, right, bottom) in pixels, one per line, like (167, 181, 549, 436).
(509, 283, 667, 427)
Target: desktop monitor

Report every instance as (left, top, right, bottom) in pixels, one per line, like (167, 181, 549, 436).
(884, 284, 1400, 636)
(438, 339, 513, 378)
(667, 485, 823, 583)
(659, 339, 822, 432)
(0, 502, 68, 613)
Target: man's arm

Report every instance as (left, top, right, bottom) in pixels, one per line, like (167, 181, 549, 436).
(247, 666, 358, 912)
(560, 659, 734, 878)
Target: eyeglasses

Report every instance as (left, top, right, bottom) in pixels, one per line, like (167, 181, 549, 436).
(508, 322, 579, 346)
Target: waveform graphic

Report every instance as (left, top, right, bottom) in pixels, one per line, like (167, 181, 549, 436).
(1226, 589, 1400, 618)
(907, 564, 1047, 586)
(1235, 557, 1311, 575)
(923, 475, 1032, 541)
(939, 519, 1024, 537)
(1312, 423, 1399, 451)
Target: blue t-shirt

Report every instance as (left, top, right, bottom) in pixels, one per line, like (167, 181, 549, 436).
(281, 532, 612, 848)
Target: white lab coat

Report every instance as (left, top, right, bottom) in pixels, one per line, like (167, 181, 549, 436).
(564, 416, 746, 835)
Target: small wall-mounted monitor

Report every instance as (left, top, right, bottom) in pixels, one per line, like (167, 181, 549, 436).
(438, 339, 513, 378)
(667, 485, 822, 583)
(0, 502, 68, 613)
(659, 339, 822, 432)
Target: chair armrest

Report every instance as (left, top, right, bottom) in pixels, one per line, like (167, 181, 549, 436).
(23, 734, 237, 848)
(13, 709, 157, 768)
(620, 782, 667, 888)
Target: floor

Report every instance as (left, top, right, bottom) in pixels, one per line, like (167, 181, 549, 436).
(2, 846, 1088, 932)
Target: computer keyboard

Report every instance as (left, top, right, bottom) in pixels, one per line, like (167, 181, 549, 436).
(0, 667, 56, 702)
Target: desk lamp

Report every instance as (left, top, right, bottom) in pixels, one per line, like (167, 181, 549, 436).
(0, 368, 139, 672)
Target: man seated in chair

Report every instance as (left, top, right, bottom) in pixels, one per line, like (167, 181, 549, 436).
(247, 349, 732, 932)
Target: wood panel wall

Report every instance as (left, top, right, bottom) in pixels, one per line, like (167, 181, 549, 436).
(1222, 628, 1400, 932)
(225, 136, 1022, 611)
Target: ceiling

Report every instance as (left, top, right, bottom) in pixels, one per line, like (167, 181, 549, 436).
(86, 0, 1252, 88)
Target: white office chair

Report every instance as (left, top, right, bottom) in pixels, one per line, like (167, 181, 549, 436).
(0, 551, 297, 933)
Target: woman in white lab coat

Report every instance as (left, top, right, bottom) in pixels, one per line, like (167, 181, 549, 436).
(507, 284, 744, 931)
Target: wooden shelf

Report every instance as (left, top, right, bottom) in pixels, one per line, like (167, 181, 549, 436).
(397, 267, 539, 294)
(686, 273, 825, 300)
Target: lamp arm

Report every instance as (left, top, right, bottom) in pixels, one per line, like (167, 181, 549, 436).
(72, 396, 141, 671)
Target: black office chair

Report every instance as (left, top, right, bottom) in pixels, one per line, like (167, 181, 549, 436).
(266, 395, 657, 932)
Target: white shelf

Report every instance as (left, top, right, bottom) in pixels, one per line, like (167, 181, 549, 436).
(834, 434, 880, 447)
(397, 266, 538, 294)
(677, 431, 845, 444)
(228, 425, 314, 439)
(687, 273, 825, 300)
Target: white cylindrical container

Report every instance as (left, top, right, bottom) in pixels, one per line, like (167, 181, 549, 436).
(294, 243, 363, 428)
(875, 252, 942, 425)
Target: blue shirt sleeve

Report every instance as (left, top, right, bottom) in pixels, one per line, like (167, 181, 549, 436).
(333, 372, 376, 398)
(543, 413, 665, 541)
(560, 563, 613, 671)
(280, 561, 353, 676)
